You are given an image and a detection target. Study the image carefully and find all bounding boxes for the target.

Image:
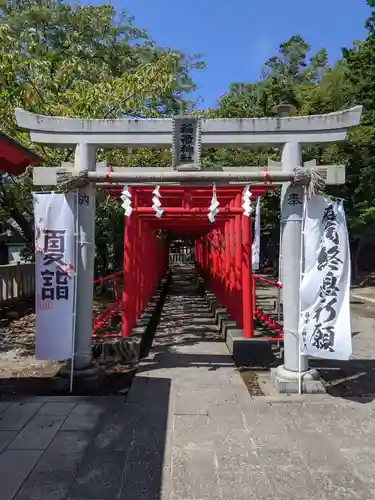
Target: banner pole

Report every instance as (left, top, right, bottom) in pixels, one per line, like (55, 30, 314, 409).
(251, 197, 261, 271)
(298, 187, 307, 394)
(69, 190, 79, 394)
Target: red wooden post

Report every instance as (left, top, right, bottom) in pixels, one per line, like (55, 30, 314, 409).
(229, 201, 236, 317)
(198, 239, 203, 268)
(201, 239, 204, 269)
(217, 228, 223, 301)
(150, 225, 157, 295)
(252, 275, 256, 318)
(204, 236, 209, 277)
(135, 215, 141, 320)
(209, 232, 214, 285)
(217, 228, 222, 302)
(222, 227, 226, 298)
(136, 191, 146, 321)
(201, 236, 207, 276)
(224, 218, 231, 307)
(142, 220, 150, 309)
(235, 194, 243, 327)
(122, 195, 135, 337)
(211, 230, 217, 294)
(241, 213, 254, 339)
(147, 224, 153, 305)
(204, 235, 209, 280)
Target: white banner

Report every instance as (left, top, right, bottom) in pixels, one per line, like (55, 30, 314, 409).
(34, 192, 77, 360)
(252, 197, 261, 271)
(299, 196, 352, 360)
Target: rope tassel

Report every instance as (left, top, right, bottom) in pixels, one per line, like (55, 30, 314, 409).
(120, 185, 132, 216)
(208, 183, 219, 223)
(242, 185, 252, 216)
(152, 185, 163, 218)
(293, 167, 325, 198)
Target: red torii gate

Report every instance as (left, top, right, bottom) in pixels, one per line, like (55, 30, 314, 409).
(103, 184, 274, 339)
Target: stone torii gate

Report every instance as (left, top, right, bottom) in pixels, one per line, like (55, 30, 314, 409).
(16, 105, 362, 393)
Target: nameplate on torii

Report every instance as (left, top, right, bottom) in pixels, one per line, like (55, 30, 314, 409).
(172, 116, 201, 170)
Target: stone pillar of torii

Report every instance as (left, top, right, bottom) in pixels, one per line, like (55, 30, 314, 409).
(15, 105, 362, 393)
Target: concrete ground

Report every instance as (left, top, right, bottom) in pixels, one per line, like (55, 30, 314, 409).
(1, 268, 375, 499)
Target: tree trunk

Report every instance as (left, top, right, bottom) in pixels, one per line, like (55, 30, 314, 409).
(0, 186, 34, 243)
(353, 239, 365, 284)
(7, 208, 33, 242)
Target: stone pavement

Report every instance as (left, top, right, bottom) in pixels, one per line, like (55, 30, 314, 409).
(1, 268, 375, 499)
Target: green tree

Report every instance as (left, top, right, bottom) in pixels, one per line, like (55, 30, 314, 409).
(206, 31, 375, 273)
(0, 0, 204, 269)
(206, 36, 331, 268)
(340, 0, 375, 274)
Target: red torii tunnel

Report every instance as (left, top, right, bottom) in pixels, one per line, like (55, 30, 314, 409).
(94, 183, 281, 340)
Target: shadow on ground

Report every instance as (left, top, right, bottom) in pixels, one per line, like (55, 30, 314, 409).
(67, 377, 170, 500)
(310, 358, 375, 402)
(3, 376, 170, 500)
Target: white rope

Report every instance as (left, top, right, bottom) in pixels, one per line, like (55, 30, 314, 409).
(293, 167, 325, 198)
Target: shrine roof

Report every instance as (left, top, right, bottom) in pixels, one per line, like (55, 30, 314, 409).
(0, 132, 42, 176)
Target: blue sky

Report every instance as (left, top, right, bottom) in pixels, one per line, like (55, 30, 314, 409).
(83, 0, 370, 108)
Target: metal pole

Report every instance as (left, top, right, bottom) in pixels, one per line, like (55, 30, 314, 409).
(74, 144, 97, 371)
(69, 190, 80, 392)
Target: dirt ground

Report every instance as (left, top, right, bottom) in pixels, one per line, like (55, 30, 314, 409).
(1, 288, 375, 397)
(0, 299, 136, 395)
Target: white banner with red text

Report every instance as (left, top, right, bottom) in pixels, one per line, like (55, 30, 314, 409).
(34, 192, 76, 360)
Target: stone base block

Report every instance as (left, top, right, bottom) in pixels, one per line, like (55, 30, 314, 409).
(271, 365, 326, 394)
(274, 300, 284, 315)
(92, 338, 141, 365)
(226, 329, 272, 366)
(131, 270, 171, 359)
(59, 362, 101, 392)
(60, 361, 99, 379)
(213, 309, 236, 340)
(220, 319, 237, 340)
(213, 307, 228, 324)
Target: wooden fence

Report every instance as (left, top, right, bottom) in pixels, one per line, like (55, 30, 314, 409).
(0, 263, 35, 305)
(0, 256, 197, 305)
(168, 252, 195, 266)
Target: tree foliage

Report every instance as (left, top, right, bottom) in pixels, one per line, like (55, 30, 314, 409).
(2, 0, 375, 277)
(208, 2, 375, 274)
(0, 0, 204, 267)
